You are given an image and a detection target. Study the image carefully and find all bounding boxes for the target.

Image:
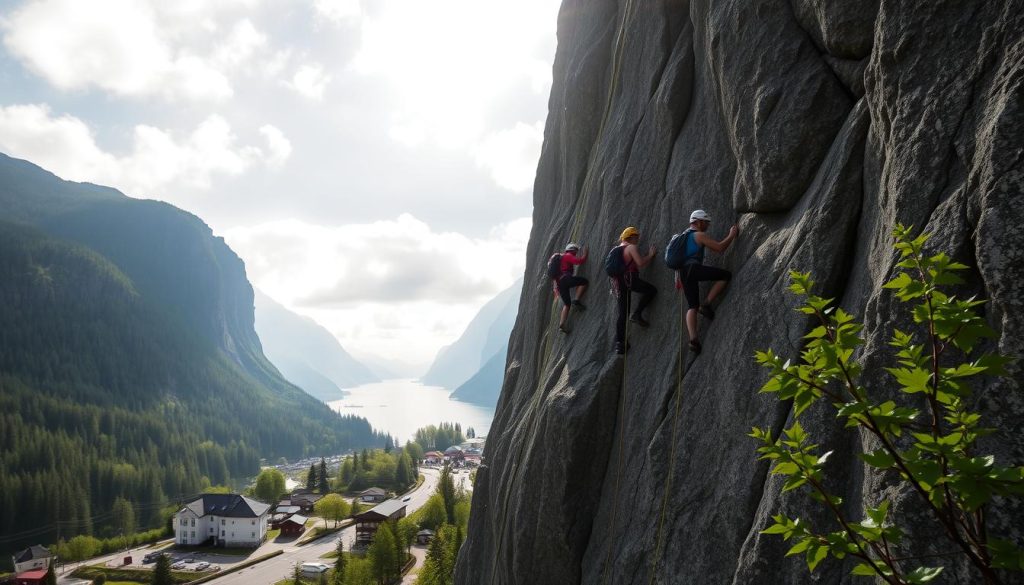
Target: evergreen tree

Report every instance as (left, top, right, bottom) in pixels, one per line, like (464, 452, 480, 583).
(111, 496, 135, 537)
(292, 560, 303, 585)
(368, 522, 398, 584)
(44, 558, 57, 585)
(383, 436, 392, 454)
(438, 465, 456, 525)
(340, 457, 355, 485)
(395, 453, 412, 488)
(332, 538, 346, 585)
(151, 554, 172, 585)
(317, 458, 329, 494)
(307, 463, 317, 490)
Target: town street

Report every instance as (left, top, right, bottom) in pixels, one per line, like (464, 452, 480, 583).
(208, 467, 440, 585)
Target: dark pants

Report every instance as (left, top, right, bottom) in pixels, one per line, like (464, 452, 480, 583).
(615, 274, 657, 343)
(557, 275, 589, 306)
(680, 263, 732, 309)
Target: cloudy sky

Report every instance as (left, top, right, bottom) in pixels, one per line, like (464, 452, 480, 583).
(0, 0, 560, 374)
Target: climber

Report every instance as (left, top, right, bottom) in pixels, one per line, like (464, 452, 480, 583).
(669, 209, 738, 355)
(554, 242, 589, 334)
(607, 226, 657, 355)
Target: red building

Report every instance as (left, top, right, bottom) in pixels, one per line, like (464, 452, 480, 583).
(14, 569, 47, 585)
(280, 514, 308, 537)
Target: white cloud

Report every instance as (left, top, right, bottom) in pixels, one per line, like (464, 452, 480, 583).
(0, 103, 290, 195)
(223, 214, 530, 364)
(213, 19, 267, 69)
(1, 0, 273, 102)
(259, 125, 293, 168)
(314, 0, 362, 23)
(287, 64, 331, 100)
(346, 0, 558, 190)
(475, 121, 544, 193)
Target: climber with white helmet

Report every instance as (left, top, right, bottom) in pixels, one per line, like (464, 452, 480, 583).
(664, 209, 738, 354)
(547, 242, 589, 334)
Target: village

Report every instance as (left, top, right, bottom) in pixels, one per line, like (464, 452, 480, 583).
(5, 438, 483, 585)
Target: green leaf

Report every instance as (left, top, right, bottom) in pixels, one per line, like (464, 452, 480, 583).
(859, 449, 895, 469)
(905, 566, 944, 583)
(806, 543, 828, 571)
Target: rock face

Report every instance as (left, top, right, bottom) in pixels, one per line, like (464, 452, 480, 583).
(456, 2, 1023, 584)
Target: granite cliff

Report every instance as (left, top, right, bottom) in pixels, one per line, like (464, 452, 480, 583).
(457, 1, 1023, 584)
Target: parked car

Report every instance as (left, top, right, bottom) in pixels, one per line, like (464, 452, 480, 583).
(195, 561, 210, 571)
(183, 557, 196, 563)
(300, 562, 330, 575)
(171, 562, 186, 570)
(402, 496, 411, 502)
(142, 552, 160, 563)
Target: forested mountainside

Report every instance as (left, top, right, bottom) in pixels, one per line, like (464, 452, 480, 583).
(0, 153, 386, 561)
(255, 289, 379, 402)
(457, 1, 1023, 584)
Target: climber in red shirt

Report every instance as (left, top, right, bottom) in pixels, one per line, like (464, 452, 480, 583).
(555, 243, 588, 334)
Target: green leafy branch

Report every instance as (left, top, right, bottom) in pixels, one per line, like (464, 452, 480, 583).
(751, 225, 1023, 584)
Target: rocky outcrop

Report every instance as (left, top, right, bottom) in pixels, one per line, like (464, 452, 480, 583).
(457, 1, 1023, 584)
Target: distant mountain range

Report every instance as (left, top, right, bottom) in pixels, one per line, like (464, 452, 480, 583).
(422, 279, 521, 406)
(254, 289, 379, 401)
(0, 153, 386, 559)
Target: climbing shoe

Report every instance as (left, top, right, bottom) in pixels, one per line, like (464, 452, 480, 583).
(559, 324, 570, 335)
(572, 300, 587, 311)
(629, 314, 650, 328)
(699, 305, 715, 320)
(614, 341, 632, 355)
(688, 339, 702, 355)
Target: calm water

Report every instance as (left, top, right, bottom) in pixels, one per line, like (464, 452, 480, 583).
(328, 379, 495, 443)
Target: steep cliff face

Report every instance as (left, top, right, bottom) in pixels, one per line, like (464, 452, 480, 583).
(457, 2, 1023, 584)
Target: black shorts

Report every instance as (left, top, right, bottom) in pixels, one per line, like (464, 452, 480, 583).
(680, 263, 731, 309)
(557, 275, 588, 306)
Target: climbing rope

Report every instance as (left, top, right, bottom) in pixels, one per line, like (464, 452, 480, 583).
(599, 289, 632, 585)
(487, 1, 640, 582)
(646, 290, 689, 584)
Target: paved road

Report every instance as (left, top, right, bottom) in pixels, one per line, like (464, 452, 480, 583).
(209, 468, 440, 585)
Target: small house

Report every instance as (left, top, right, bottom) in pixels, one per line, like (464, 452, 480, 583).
(354, 499, 407, 545)
(288, 491, 324, 514)
(280, 514, 308, 536)
(358, 487, 387, 503)
(423, 451, 444, 465)
(13, 569, 47, 585)
(416, 529, 435, 545)
(11, 546, 52, 574)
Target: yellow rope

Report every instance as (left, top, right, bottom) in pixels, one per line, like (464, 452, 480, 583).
(647, 290, 688, 584)
(599, 287, 631, 585)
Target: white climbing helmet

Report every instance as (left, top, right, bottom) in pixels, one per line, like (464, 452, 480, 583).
(565, 242, 581, 252)
(689, 209, 711, 223)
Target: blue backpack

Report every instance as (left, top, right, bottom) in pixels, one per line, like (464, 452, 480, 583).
(664, 228, 699, 269)
(547, 253, 563, 280)
(604, 245, 627, 277)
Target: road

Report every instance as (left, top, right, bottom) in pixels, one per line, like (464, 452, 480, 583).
(209, 467, 440, 585)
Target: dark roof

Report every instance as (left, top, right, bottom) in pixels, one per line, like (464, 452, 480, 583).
(283, 514, 308, 526)
(355, 499, 407, 521)
(184, 494, 270, 518)
(14, 545, 51, 563)
(359, 487, 386, 496)
(417, 529, 435, 536)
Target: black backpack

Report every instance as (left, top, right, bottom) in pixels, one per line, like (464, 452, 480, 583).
(664, 229, 696, 270)
(604, 245, 627, 277)
(547, 253, 563, 280)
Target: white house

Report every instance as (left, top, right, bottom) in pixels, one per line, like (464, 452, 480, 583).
(175, 494, 270, 548)
(11, 545, 52, 573)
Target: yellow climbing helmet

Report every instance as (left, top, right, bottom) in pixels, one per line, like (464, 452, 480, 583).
(620, 226, 639, 240)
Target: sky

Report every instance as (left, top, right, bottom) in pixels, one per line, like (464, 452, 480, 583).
(0, 0, 561, 374)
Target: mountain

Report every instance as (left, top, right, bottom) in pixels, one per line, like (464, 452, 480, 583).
(448, 349, 506, 406)
(0, 153, 387, 561)
(421, 279, 521, 390)
(254, 290, 379, 401)
(456, 2, 1024, 584)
